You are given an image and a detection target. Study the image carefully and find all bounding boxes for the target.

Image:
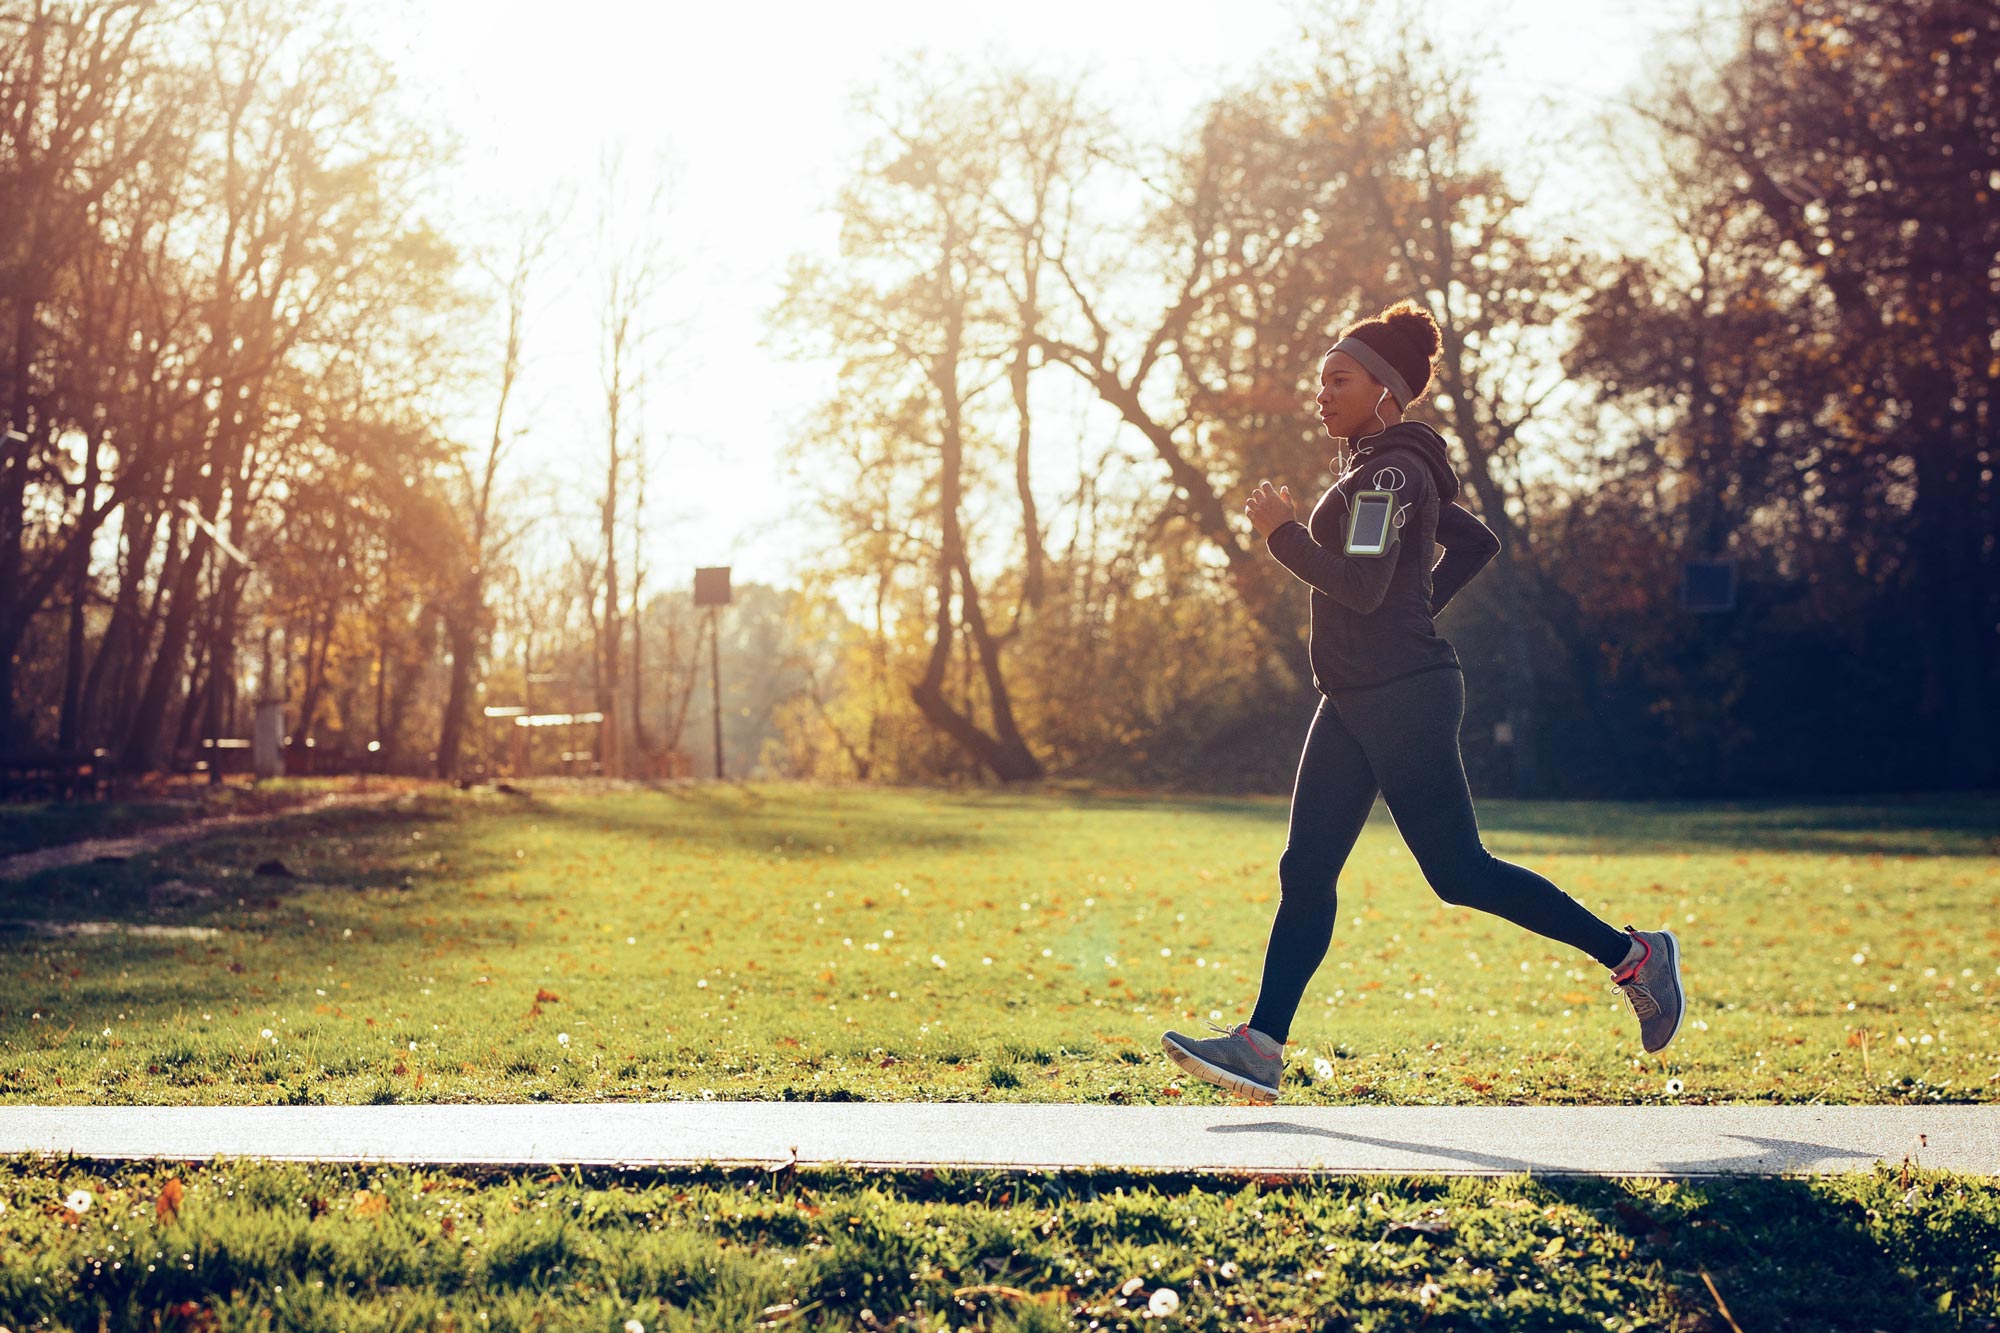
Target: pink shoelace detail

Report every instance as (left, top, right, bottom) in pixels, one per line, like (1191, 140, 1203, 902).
(1612, 933, 1661, 1019)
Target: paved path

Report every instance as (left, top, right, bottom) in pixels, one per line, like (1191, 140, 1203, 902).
(3, 1104, 1993, 1176)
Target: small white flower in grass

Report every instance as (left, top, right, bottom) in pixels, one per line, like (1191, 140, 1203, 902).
(982, 957, 993, 966)
(1665, 1078, 1684, 1096)
(1419, 1280, 1442, 1306)
(1314, 1058, 1336, 1082)
(696, 979, 708, 989)
(1104, 956, 1118, 967)
(1147, 1288, 1180, 1316)
(625, 1321, 644, 1333)
(409, 1041, 418, 1052)
(699, 1088, 715, 1101)
(626, 937, 636, 945)
(1852, 953, 1867, 965)
(1120, 1277, 1146, 1297)
(261, 1029, 273, 1039)
(931, 954, 948, 969)
(66, 1189, 92, 1214)
(1218, 1261, 1240, 1280)
(1209, 1010, 1222, 1021)
(557, 1033, 570, 1047)
(102, 1027, 112, 1038)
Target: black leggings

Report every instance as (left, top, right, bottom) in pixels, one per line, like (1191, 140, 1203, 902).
(1248, 666, 1630, 1043)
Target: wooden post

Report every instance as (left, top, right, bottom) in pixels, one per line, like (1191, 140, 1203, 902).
(693, 567, 732, 781)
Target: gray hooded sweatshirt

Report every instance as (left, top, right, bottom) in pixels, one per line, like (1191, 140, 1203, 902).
(1265, 421, 1500, 694)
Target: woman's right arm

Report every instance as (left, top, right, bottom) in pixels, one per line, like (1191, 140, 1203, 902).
(1430, 502, 1501, 614)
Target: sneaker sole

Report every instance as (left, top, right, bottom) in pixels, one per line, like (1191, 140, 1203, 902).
(1161, 1034, 1279, 1104)
(1647, 929, 1687, 1054)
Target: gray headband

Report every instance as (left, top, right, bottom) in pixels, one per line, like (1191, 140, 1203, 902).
(1331, 337, 1413, 409)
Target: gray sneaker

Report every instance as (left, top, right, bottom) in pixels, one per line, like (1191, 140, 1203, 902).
(1612, 927, 1686, 1054)
(1161, 1023, 1283, 1103)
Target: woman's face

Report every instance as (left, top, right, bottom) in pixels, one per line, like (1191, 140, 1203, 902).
(1314, 350, 1391, 440)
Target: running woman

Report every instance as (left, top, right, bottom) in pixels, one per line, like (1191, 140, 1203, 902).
(1162, 299, 1686, 1104)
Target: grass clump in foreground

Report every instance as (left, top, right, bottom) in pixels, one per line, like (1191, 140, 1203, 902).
(1, 1158, 1995, 1331)
(2, 784, 1996, 1106)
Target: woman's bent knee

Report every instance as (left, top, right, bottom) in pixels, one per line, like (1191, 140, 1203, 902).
(1420, 849, 1502, 910)
(1277, 848, 1340, 910)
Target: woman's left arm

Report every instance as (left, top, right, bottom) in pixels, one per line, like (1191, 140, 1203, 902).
(1250, 452, 1436, 614)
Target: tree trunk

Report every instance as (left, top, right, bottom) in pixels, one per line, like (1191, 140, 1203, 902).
(118, 522, 211, 772)
(909, 254, 1043, 783)
(435, 574, 478, 779)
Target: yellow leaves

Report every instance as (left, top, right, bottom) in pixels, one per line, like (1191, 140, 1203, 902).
(1540, 1234, 1566, 1259)
(351, 1189, 388, 1218)
(156, 1177, 185, 1222)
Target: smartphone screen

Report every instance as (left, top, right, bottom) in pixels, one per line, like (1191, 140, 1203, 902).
(1346, 491, 1395, 555)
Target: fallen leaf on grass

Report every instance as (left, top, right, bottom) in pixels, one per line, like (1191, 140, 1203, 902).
(156, 1178, 184, 1222)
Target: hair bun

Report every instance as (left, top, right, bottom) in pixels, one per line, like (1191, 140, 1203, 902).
(1378, 299, 1441, 361)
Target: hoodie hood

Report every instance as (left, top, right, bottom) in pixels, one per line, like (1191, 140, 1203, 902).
(1361, 421, 1460, 504)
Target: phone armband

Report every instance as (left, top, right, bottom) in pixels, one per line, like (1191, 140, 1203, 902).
(1344, 490, 1399, 557)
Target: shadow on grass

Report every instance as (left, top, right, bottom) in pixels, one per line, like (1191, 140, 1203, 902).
(0, 798, 198, 859)
(0, 1157, 1985, 1333)
(844, 1164, 1997, 1332)
(0, 797, 482, 931)
(615, 782, 2000, 861)
(511, 783, 995, 859)
(1465, 790, 2000, 859)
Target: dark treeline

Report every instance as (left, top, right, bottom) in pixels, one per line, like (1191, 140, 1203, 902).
(0, 0, 709, 782)
(773, 0, 1998, 797)
(3, 0, 1993, 797)
(0, 0, 471, 775)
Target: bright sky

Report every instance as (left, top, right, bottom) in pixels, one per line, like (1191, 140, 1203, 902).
(359, 0, 1708, 593)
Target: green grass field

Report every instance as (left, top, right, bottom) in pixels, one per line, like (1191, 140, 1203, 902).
(2, 783, 1995, 1107)
(1, 1158, 1993, 1332)
(3, 782, 1998, 1330)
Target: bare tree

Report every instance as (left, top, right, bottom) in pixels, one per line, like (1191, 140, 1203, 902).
(436, 211, 559, 778)
(585, 151, 670, 777)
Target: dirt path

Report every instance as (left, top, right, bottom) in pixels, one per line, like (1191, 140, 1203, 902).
(0, 790, 406, 881)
